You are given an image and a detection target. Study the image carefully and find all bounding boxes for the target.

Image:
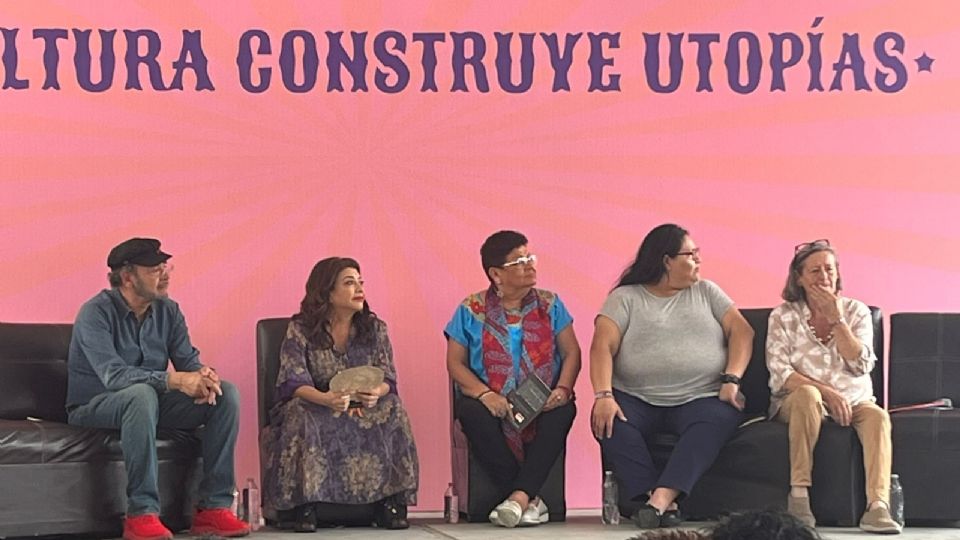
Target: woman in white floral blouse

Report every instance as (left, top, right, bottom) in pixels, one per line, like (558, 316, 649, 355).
(766, 239, 899, 535)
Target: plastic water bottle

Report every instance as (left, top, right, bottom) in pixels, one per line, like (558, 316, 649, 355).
(602, 471, 620, 525)
(443, 483, 460, 523)
(243, 477, 262, 531)
(238, 485, 248, 522)
(890, 474, 905, 526)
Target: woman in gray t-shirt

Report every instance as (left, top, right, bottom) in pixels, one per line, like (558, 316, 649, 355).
(590, 224, 753, 529)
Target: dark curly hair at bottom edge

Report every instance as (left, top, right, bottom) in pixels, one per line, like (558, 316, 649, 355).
(629, 529, 709, 540)
(629, 509, 821, 540)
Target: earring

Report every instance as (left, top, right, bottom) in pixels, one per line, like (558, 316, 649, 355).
(495, 280, 503, 298)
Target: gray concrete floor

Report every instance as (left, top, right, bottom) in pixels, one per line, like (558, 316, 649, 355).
(168, 513, 960, 540)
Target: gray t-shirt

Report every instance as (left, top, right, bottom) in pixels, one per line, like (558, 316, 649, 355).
(599, 279, 734, 406)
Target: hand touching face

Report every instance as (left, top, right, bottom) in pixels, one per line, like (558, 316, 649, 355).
(799, 251, 838, 295)
(798, 250, 843, 320)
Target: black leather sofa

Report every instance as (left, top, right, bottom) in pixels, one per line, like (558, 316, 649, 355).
(0, 322, 202, 538)
(603, 306, 885, 526)
(888, 313, 960, 523)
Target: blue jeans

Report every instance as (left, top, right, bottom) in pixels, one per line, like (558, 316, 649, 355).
(600, 390, 742, 501)
(68, 381, 240, 516)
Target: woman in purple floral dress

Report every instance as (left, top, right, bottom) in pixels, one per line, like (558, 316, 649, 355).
(261, 257, 419, 532)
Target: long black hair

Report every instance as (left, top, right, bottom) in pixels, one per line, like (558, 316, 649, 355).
(293, 257, 378, 349)
(615, 224, 689, 288)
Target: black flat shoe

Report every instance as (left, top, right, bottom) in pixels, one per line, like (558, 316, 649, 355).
(294, 503, 317, 533)
(631, 503, 662, 529)
(631, 503, 682, 529)
(660, 508, 683, 528)
(376, 496, 409, 530)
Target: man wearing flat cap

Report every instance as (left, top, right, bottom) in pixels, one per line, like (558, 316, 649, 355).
(66, 238, 250, 540)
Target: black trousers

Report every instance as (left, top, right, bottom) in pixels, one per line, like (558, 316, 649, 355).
(455, 396, 575, 499)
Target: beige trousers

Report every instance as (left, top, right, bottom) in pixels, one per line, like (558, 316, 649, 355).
(776, 384, 891, 504)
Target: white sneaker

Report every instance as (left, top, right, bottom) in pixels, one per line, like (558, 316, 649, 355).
(519, 498, 549, 527)
(488, 508, 502, 526)
(494, 499, 523, 528)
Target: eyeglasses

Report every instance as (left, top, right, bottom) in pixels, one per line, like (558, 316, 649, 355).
(501, 254, 537, 268)
(794, 239, 830, 254)
(674, 248, 701, 259)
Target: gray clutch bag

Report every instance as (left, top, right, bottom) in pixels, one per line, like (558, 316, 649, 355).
(506, 372, 551, 430)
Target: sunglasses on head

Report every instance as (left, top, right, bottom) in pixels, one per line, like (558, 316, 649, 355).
(794, 239, 830, 254)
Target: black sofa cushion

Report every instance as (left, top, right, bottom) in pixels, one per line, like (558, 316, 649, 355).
(0, 323, 72, 422)
(889, 313, 960, 522)
(0, 420, 200, 464)
(0, 321, 202, 538)
(889, 313, 960, 407)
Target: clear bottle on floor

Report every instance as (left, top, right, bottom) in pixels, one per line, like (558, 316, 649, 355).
(443, 482, 460, 523)
(243, 477, 262, 531)
(890, 473, 905, 526)
(239, 485, 248, 522)
(602, 470, 620, 525)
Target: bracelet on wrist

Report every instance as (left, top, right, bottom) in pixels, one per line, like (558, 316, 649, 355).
(556, 385, 573, 399)
(719, 373, 741, 385)
(594, 390, 614, 400)
(476, 389, 493, 400)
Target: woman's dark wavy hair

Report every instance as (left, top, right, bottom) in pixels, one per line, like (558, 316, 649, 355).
(480, 230, 528, 283)
(782, 244, 842, 303)
(293, 257, 378, 349)
(615, 223, 689, 288)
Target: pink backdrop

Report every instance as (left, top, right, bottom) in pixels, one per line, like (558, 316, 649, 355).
(2, 1, 958, 511)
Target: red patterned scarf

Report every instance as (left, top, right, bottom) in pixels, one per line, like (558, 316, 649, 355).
(481, 286, 555, 461)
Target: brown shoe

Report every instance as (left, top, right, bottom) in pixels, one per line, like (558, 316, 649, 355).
(787, 495, 816, 528)
(859, 505, 902, 534)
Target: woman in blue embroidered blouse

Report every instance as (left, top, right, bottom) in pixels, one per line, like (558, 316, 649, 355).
(445, 230, 581, 528)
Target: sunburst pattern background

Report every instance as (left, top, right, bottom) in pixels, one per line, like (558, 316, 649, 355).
(1, 1, 958, 510)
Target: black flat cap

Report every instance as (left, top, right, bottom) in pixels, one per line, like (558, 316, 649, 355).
(107, 238, 172, 270)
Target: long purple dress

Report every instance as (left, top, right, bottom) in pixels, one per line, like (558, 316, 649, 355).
(260, 318, 419, 516)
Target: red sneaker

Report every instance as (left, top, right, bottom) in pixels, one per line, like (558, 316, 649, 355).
(190, 508, 251, 537)
(123, 514, 173, 540)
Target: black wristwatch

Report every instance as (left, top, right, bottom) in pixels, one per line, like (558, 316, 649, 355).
(720, 373, 741, 385)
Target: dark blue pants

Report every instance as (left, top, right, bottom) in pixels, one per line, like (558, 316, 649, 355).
(600, 390, 741, 501)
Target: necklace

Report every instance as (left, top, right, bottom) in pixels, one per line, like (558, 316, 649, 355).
(807, 317, 832, 345)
